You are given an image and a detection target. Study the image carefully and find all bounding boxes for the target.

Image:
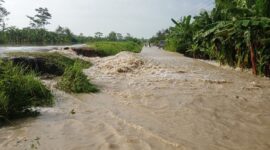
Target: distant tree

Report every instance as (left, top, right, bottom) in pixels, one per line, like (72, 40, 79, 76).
(27, 7, 52, 29)
(0, 0, 10, 31)
(108, 31, 117, 41)
(116, 33, 123, 41)
(95, 32, 103, 39)
(56, 26, 73, 37)
(63, 28, 72, 36)
(126, 33, 131, 37)
(56, 26, 65, 34)
(124, 33, 131, 40)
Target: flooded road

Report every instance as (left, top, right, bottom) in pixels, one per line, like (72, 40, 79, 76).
(0, 47, 270, 150)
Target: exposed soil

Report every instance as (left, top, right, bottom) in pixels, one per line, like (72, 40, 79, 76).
(71, 47, 102, 57)
(9, 57, 64, 76)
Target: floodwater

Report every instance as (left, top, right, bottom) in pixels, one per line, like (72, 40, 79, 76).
(0, 47, 270, 150)
(0, 44, 86, 54)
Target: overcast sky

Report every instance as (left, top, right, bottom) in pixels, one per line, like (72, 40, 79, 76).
(4, 0, 214, 38)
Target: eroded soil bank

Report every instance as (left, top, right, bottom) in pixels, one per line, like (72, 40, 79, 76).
(0, 47, 269, 150)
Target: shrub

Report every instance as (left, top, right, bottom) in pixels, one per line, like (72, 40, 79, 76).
(0, 61, 53, 119)
(57, 61, 98, 93)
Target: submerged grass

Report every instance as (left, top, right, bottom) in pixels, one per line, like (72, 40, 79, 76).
(87, 41, 143, 56)
(57, 61, 99, 93)
(0, 61, 53, 122)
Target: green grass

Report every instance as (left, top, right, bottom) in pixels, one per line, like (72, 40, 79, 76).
(0, 61, 53, 121)
(0, 52, 98, 125)
(87, 41, 143, 56)
(57, 61, 99, 93)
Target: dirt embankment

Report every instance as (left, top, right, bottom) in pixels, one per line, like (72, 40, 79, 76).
(71, 47, 102, 57)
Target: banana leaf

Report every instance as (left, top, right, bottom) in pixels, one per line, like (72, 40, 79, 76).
(260, 38, 270, 47)
(240, 20, 250, 27)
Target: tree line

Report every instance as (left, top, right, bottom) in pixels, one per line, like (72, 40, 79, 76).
(151, 0, 270, 77)
(92, 31, 142, 45)
(0, 1, 141, 45)
(0, 2, 83, 45)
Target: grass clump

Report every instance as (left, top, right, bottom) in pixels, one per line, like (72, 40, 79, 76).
(87, 41, 143, 56)
(0, 61, 53, 121)
(57, 61, 99, 93)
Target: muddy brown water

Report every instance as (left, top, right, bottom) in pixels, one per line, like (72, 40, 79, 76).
(0, 44, 86, 54)
(0, 47, 270, 150)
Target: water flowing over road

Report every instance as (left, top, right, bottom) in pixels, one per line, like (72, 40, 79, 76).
(0, 47, 270, 150)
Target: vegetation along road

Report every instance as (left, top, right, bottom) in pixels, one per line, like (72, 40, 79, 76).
(0, 46, 269, 150)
